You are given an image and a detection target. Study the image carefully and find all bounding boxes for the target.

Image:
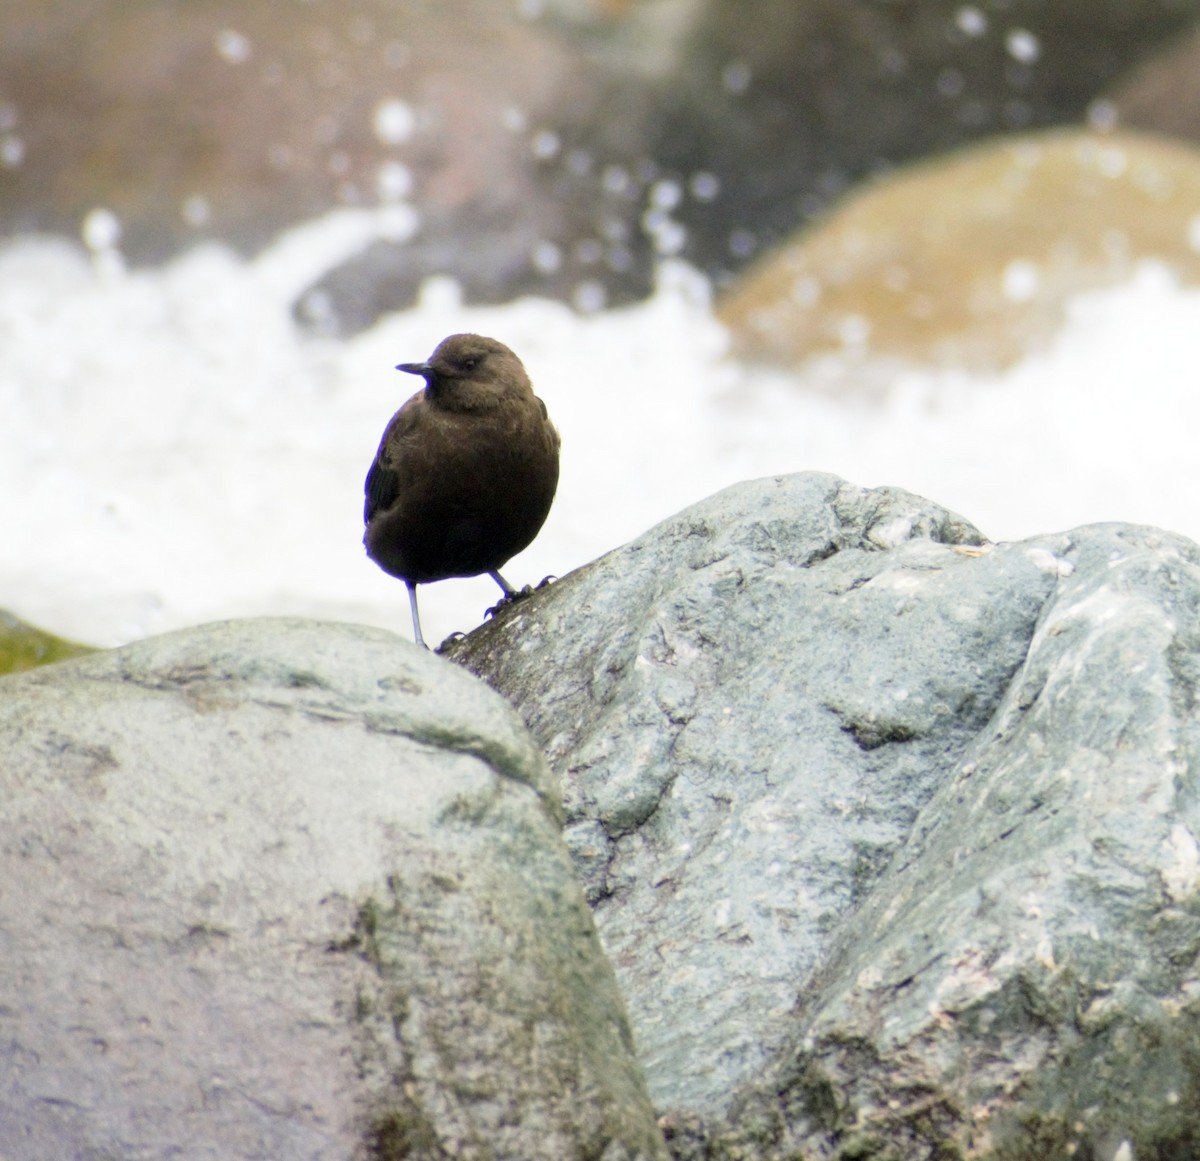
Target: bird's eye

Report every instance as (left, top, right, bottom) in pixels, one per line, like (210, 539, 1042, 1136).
(461, 356, 479, 371)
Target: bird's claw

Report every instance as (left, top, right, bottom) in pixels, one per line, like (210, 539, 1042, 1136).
(484, 585, 534, 618)
(484, 576, 557, 620)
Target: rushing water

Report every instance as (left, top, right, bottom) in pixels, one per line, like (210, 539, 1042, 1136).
(2, 212, 1198, 648)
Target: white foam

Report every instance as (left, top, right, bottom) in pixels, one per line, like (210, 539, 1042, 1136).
(1, 216, 1198, 647)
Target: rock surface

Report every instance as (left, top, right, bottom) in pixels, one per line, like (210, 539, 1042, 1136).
(451, 472, 1200, 1159)
(0, 618, 666, 1160)
(9, 473, 1200, 1159)
(717, 128, 1200, 375)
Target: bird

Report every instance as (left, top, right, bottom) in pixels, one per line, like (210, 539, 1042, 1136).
(363, 333, 560, 648)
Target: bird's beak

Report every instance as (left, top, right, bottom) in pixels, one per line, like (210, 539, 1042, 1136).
(396, 361, 432, 377)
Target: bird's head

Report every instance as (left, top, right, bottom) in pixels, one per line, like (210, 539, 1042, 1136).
(397, 333, 530, 409)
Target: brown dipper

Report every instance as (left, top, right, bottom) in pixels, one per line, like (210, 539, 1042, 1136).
(363, 333, 560, 647)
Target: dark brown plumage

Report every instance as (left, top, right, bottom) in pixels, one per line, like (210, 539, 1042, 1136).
(363, 333, 560, 647)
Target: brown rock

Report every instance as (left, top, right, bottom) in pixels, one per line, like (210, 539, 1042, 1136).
(651, 0, 1200, 291)
(0, 0, 659, 314)
(717, 128, 1200, 374)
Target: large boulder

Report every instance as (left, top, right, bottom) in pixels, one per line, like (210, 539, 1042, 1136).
(0, 618, 666, 1160)
(451, 472, 1200, 1158)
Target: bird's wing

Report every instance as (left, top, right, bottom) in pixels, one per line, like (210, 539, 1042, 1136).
(536, 395, 561, 450)
(363, 454, 397, 525)
(363, 402, 421, 524)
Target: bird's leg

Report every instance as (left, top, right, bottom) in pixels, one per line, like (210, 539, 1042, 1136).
(406, 581, 428, 649)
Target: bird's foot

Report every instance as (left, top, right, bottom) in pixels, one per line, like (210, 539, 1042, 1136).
(484, 575, 557, 619)
(434, 631, 466, 654)
(484, 586, 535, 619)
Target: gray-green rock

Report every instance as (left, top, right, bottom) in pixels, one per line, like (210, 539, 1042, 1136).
(0, 617, 666, 1160)
(452, 473, 1200, 1159)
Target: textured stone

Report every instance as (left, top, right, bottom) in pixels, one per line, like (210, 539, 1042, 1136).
(451, 473, 1200, 1158)
(0, 617, 666, 1160)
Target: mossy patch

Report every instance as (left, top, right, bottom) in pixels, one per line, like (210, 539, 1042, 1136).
(0, 610, 95, 676)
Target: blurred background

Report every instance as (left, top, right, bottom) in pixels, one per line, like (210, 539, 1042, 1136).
(4, 0, 1200, 650)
